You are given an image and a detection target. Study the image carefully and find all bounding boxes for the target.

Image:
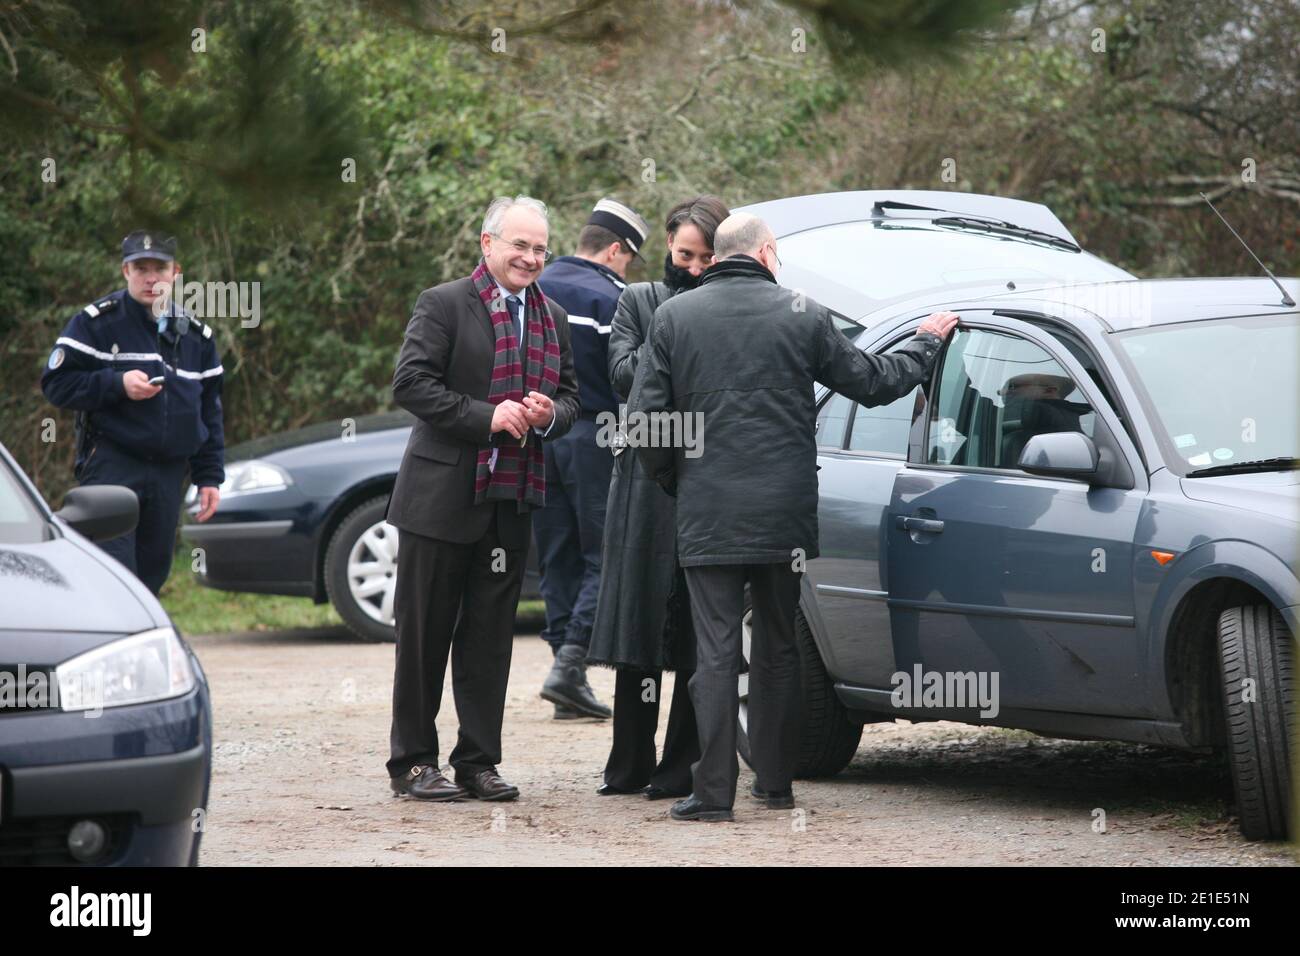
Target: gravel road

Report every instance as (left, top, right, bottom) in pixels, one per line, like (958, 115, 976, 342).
(191, 626, 1295, 866)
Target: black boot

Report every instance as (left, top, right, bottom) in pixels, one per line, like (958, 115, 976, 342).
(540, 645, 611, 719)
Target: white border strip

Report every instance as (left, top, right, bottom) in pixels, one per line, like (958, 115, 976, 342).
(55, 337, 221, 378)
(567, 315, 611, 333)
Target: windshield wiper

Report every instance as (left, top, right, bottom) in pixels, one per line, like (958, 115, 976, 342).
(931, 216, 1081, 253)
(1185, 457, 1300, 478)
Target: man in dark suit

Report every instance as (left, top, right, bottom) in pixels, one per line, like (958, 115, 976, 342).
(635, 212, 958, 821)
(385, 195, 580, 802)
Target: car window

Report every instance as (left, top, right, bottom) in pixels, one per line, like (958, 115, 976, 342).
(816, 392, 852, 450)
(1034, 323, 1123, 420)
(817, 338, 926, 456)
(928, 328, 1095, 470)
(0, 461, 48, 544)
(1116, 314, 1299, 475)
(830, 312, 865, 338)
(847, 339, 925, 457)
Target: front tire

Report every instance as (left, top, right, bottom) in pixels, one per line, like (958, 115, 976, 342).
(737, 589, 864, 778)
(1216, 604, 1294, 840)
(324, 496, 399, 643)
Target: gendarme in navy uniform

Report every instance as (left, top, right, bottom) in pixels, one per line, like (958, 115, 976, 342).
(40, 231, 226, 595)
(533, 198, 651, 719)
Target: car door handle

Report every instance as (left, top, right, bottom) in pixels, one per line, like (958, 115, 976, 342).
(895, 515, 945, 534)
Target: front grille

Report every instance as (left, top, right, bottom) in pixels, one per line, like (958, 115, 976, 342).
(0, 813, 134, 866)
(0, 665, 58, 715)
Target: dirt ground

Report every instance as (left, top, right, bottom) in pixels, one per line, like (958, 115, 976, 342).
(192, 625, 1296, 866)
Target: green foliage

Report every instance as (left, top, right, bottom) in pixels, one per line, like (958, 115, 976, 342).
(3, 0, 1297, 503)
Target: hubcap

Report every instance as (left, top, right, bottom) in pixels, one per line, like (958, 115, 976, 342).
(347, 520, 399, 624)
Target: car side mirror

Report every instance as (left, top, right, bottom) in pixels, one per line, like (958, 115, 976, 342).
(54, 485, 139, 542)
(1018, 432, 1100, 483)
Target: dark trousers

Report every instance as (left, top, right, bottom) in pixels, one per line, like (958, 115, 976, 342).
(684, 563, 803, 808)
(79, 439, 187, 596)
(532, 417, 613, 651)
(603, 667, 699, 793)
(386, 506, 527, 779)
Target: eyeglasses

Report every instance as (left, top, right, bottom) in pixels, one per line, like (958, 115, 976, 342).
(492, 234, 552, 262)
(764, 241, 782, 270)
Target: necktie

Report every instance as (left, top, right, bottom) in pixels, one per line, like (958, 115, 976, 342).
(506, 294, 523, 341)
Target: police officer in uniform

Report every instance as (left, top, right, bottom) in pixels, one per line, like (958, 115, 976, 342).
(534, 199, 651, 719)
(41, 231, 226, 595)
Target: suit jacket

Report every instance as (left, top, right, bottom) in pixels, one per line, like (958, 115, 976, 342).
(386, 275, 580, 548)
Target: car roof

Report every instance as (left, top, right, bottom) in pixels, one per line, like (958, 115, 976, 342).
(984, 277, 1298, 331)
(737, 189, 1081, 246)
(863, 276, 1300, 334)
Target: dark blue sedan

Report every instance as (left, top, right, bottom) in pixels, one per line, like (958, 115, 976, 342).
(0, 441, 211, 865)
(177, 411, 544, 643)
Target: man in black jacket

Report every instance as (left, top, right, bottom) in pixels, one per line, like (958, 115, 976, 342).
(385, 196, 580, 802)
(635, 212, 958, 821)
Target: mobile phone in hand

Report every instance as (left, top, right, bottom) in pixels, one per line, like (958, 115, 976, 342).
(148, 375, 165, 387)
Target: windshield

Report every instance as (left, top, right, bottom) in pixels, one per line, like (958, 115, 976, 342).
(0, 458, 48, 544)
(778, 219, 1133, 318)
(1115, 314, 1300, 476)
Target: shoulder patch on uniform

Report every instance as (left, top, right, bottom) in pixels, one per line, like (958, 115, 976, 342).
(47, 347, 65, 370)
(82, 296, 119, 319)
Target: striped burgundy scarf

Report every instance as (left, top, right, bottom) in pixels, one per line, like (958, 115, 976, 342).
(470, 259, 561, 510)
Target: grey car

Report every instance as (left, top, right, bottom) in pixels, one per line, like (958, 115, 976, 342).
(187, 190, 1130, 643)
(735, 200, 1297, 841)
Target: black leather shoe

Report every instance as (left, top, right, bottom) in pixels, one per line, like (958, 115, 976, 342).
(669, 795, 734, 822)
(456, 768, 520, 801)
(390, 765, 466, 801)
(597, 782, 648, 796)
(553, 703, 583, 720)
(644, 785, 691, 801)
(749, 781, 795, 809)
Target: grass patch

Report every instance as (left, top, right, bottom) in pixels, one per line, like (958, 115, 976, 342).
(161, 553, 548, 636)
(160, 562, 341, 636)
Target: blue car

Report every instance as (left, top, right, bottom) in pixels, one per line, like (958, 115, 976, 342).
(0, 441, 211, 865)
(178, 411, 544, 643)
(736, 196, 1297, 840)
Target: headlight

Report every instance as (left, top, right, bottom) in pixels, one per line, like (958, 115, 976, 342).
(56, 627, 196, 712)
(186, 459, 292, 504)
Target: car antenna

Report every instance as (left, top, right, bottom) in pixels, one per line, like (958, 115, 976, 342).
(1199, 192, 1296, 307)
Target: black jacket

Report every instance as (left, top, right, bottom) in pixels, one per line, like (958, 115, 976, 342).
(40, 288, 226, 485)
(586, 280, 695, 670)
(635, 255, 941, 566)
(385, 275, 580, 548)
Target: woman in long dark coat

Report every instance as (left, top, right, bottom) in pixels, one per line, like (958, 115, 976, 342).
(587, 195, 730, 799)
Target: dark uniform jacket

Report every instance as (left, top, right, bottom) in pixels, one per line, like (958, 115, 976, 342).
(537, 255, 625, 418)
(40, 289, 226, 486)
(385, 275, 580, 549)
(636, 255, 942, 566)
